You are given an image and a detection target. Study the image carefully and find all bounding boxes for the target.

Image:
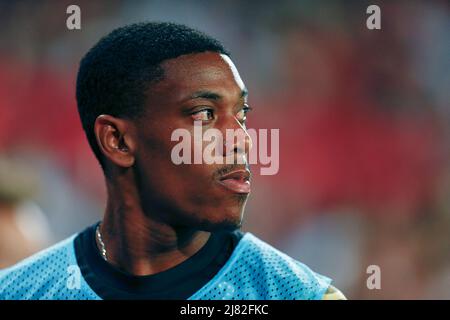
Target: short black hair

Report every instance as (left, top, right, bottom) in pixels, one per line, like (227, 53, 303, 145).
(76, 22, 229, 168)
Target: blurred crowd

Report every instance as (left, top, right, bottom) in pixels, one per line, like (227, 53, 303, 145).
(0, 0, 449, 299)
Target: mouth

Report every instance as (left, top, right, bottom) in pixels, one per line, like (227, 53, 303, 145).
(217, 169, 251, 194)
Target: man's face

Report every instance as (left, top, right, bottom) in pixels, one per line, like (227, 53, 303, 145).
(133, 52, 252, 231)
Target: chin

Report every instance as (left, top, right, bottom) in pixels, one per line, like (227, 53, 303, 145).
(204, 220, 242, 232)
(198, 209, 244, 232)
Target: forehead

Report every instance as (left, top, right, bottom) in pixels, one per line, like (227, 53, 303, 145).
(148, 52, 246, 103)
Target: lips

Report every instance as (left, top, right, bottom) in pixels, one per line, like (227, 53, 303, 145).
(218, 169, 251, 194)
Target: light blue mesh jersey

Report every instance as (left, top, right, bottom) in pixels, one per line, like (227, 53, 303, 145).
(0, 231, 331, 300)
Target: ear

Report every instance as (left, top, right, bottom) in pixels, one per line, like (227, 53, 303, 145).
(94, 115, 136, 168)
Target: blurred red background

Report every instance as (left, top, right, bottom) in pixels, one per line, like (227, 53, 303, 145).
(0, 0, 449, 299)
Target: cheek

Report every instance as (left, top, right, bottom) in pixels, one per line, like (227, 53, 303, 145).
(136, 126, 245, 211)
(137, 148, 213, 205)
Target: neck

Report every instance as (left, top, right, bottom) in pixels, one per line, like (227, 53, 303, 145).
(99, 179, 210, 276)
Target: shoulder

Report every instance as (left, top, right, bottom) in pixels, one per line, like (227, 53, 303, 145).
(191, 232, 334, 300)
(228, 232, 346, 300)
(322, 285, 347, 300)
(241, 233, 332, 286)
(0, 235, 79, 299)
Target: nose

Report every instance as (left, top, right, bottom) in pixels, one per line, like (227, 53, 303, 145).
(221, 115, 252, 160)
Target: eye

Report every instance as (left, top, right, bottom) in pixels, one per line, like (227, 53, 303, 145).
(236, 105, 252, 124)
(191, 108, 214, 121)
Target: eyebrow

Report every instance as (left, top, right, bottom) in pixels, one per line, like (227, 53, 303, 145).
(188, 88, 248, 101)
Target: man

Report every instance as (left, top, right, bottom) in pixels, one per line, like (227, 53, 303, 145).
(0, 22, 345, 300)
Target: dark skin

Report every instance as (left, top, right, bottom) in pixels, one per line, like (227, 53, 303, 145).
(90, 51, 346, 299)
(93, 52, 252, 276)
